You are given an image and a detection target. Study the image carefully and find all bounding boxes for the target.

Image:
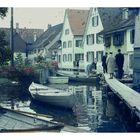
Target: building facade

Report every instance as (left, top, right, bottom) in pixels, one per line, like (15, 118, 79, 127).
(82, 8, 104, 72)
(102, 8, 135, 74)
(59, 9, 89, 70)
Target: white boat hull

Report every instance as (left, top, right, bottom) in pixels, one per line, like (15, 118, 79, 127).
(29, 82, 74, 109)
(48, 76, 69, 84)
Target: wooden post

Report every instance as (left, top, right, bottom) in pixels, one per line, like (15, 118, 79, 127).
(10, 7, 14, 67)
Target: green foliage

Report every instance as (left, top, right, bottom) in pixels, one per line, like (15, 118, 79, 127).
(24, 58, 32, 66)
(15, 53, 24, 68)
(0, 8, 8, 19)
(34, 56, 45, 64)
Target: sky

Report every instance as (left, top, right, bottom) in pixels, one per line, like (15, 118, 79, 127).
(0, 8, 66, 30)
(0, 7, 90, 30)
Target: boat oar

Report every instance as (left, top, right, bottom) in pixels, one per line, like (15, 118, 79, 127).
(10, 109, 53, 118)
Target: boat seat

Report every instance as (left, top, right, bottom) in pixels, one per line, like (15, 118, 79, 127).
(54, 92, 60, 93)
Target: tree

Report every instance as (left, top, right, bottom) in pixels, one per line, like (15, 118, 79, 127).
(0, 31, 11, 65)
(0, 8, 8, 19)
(0, 8, 11, 65)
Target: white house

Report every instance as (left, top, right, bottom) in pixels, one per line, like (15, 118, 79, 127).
(28, 24, 63, 64)
(101, 8, 135, 75)
(59, 9, 89, 70)
(82, 8, 104, 72)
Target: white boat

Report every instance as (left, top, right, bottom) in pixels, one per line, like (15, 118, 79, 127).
(29, 82, 75, 109)
(48, 76, 69, 84)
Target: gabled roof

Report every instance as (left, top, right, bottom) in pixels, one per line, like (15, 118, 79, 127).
(31, 23, 63, 50)
(0, 28, 26, 53)
(67, 9, 89, 35)
(98, 8, 135, 35)
(0, 27, 44, 44)
(17, 28, 44, 43)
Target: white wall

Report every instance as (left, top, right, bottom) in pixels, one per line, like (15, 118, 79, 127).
(60, 12, 73, 68)
(60, 11, 84, 69)
(83, 8, 105, 72)
(126, 29, 134, 74)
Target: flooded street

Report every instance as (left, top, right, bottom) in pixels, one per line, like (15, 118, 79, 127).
(0, 82, 137, 132)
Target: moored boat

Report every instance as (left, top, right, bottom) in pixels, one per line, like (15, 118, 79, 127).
(57, 70, 100, 83)
(0, 106, 64, 132)
(29, 82, 75, 109)
(48, 76, 69, 84)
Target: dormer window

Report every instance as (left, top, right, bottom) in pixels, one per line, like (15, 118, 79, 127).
(65, 29, 69, 35)
(113, 31, 124, 46)
(104, 36, 111, 47)
(122, 8, 129, 20)
(92, 16, 99, 27)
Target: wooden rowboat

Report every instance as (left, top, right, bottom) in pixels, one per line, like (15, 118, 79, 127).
(48, 76, 69, 84)
(29, 82, 75, 109)
(0, 106, 64, 132)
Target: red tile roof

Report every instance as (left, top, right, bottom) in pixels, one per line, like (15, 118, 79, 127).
(67, 9, 89, 35)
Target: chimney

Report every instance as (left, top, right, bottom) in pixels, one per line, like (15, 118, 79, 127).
(34, 32, 37, 42)
(122, 8, 129, 20)
(16, 22, 19, 33)
(48, 24, 51, 29)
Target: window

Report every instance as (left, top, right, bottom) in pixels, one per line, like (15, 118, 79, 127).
(63, 41, 66, 48)
(96, 34, 103, 44)
(86, 34, 94, 45)
(76, 40, 82, 47)
(104, 36, 111, 47)
(68, 54, 72, 62)
(75, 54, 84, 60)
(113, 31, 124, 46)
(130, 29, 135, 44)
(63, 54, 67, 62)
(129, 54, 134, 69)
(58, 55, 61, 63)
(96, 51, 103, 62)
(68, 41, 72, 47)
(86, 52, 94, 62)
(65, 29, 69, 35)
(92, 16, 99, 26)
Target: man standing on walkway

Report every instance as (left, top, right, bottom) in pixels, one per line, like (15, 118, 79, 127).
(102, 52, 108, 73)
(115, 49, 124, 79)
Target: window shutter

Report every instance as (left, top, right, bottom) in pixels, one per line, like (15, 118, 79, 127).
(120, 32, 124, 45)
(87, 52, 89, 61)
(97, 16, 99, 26)
(130, 29, 135, 44)
(92, 34, 94, 44)
(86, 36, 89, 45)
(96, 52, 98, 62)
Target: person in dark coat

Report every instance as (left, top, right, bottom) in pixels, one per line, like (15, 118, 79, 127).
(102, 52, 108, 73)
(115, 49, 124, 79)
(75, 59, 80, 77)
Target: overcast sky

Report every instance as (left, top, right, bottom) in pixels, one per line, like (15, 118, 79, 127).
(0, 8, 66, 30)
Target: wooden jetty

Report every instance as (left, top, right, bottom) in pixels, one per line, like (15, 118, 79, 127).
(57, 70, 100, 83)
(0, 107, 64, 132)
(104, 74, 140, 119)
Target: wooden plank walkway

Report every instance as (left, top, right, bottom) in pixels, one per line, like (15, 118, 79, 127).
(104, 74, 140, 119)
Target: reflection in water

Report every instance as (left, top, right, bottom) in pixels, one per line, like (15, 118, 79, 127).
(0, 83, 130, 132)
